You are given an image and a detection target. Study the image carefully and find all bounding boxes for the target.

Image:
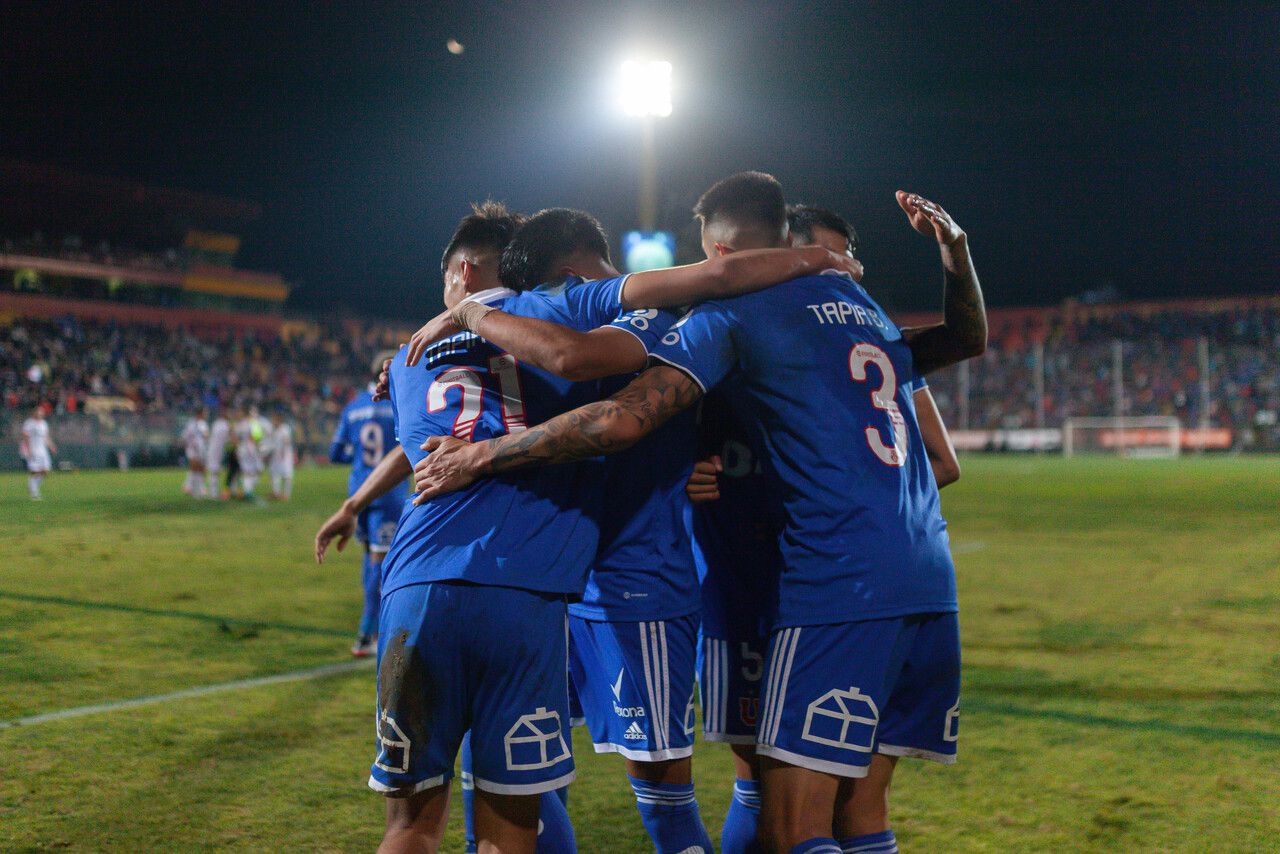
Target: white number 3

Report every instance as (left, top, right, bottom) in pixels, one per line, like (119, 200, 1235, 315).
(848, 343, 908, 467)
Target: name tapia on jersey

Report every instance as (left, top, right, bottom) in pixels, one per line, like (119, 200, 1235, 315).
(651, 270, 957, 629)
(379, 277, 635, 600)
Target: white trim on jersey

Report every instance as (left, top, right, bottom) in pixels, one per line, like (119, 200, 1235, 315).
(470, 769, 576, 796)
(759, 627, 802, 747)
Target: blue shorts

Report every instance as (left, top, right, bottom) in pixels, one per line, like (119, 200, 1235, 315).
(568, 614, 699, 762)
(698, 632, 768, 744)
(756, 613, 960, 778)
(369, 582, 575, 797)
(357, 505, 399, 554)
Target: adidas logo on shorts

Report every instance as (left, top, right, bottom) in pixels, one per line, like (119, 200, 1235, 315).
(623, 721, 646, 740)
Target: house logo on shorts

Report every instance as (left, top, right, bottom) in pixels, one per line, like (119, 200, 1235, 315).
(504, 707, 571, 771)
(623, 721, 646, 740)
(801, 686, 879, 753)
(374, 710, 411, 774)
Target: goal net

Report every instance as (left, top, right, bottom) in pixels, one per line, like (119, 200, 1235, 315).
(1062, 416, 1182, 458)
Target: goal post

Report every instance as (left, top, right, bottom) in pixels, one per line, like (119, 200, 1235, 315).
(1062, 416, 1183, 458)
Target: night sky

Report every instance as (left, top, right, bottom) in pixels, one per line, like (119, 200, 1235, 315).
(3, 1, 1278, 317)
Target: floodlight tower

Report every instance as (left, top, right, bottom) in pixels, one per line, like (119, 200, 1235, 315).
(619, 60, 672, 231)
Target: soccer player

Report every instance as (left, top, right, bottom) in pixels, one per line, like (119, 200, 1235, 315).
(411, 172, 984, 854)
(20, 405, 56, 500)
(234, 406, 265, 501)
(268, 411, 295, 500)
(206, 407, 231, 500)
(180, 407, 210, 498)
(333, 200, 858, 853)
(403, 207, 851, 854)
(328, 359, 407, 657)
(317, 204, 575, 854)
(687, 202, 966, 853)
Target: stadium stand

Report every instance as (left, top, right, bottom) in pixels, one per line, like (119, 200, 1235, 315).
(918, 296, 1280, 451)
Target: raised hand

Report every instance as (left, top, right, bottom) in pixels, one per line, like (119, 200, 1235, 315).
(405, 310, 463, 367)
(896, 191, 965, 247)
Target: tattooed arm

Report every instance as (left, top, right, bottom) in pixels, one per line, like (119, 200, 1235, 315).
(411, 365, 703, 502)
(895, 192, 987, 375)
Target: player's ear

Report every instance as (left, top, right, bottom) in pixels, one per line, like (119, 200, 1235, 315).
(713, 242, 733, 257)
(458, 258, 475, 288)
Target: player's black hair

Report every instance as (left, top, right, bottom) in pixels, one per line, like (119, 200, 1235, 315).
(693, 171, 787, 237)
(499, 208, 612, 292)
(787, 204, 860, 257)
(440, 201, 525, 277)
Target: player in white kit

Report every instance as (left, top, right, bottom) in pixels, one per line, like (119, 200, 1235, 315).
(180, 407, 210, 498)
(268, 411, 295, 500)
(20, 406, 56, 500)
(206, 408, 231, 500)
(234, 406, 265, 500)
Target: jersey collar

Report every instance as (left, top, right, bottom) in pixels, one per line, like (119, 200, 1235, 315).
(462, 287, 517, 306)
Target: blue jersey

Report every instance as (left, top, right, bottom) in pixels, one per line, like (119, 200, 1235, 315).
(652, 272, 956, 628)
(571, 308, 702, 623)
(691, 388, 783, 640)
(381, 278, 629, 598)
(330, 390, 407, 513)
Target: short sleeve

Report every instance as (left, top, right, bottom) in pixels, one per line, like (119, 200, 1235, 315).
(648, 303, 738, 392)
(908, 371, 928, 392)
(560, 275, 630, 330)
(607, 307, 682, 354)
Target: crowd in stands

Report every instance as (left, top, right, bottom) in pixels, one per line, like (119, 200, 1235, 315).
(2, 315, 411, 451)
(5, 298, 1280, 454)
(2, 233, 183, 271)
(925, 301, 1280, 442)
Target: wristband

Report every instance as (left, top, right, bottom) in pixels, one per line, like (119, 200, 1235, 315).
(452, 300, 496, 333)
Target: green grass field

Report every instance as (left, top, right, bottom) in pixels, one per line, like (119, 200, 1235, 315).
(2, 457, 1278, 852)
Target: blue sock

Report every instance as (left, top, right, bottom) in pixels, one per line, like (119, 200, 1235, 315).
(838, 829, 898, 854)
(358, 553, 380, 637)
(536, 787, 577, 853)
(720, 778, 763, 854)
(628, 775, 714, 854)
(789, 840, 843, 854)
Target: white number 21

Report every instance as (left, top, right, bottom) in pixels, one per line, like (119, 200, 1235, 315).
(427, 355, 528, 440)
(848, 343, 908, 467)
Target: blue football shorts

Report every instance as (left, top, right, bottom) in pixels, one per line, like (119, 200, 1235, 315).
(698, 631, 769, 744)
(368, 581, 575, 797)
(356, 505, 399, 554)
(568, 613, 699, 762)
(755, 612, 960, 777)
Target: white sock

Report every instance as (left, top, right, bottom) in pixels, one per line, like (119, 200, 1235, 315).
(242, 475, 257, 495)
(28, 475, 40, 498)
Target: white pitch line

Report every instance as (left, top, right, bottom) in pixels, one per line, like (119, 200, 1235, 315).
(0, 659, 375, 731)
(952, 540, 988, 555)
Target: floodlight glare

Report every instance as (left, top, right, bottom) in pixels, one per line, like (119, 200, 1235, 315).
(619, 60, 672, 117)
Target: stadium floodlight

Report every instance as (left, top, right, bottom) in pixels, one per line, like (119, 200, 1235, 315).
(618, 60, 673, 117)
